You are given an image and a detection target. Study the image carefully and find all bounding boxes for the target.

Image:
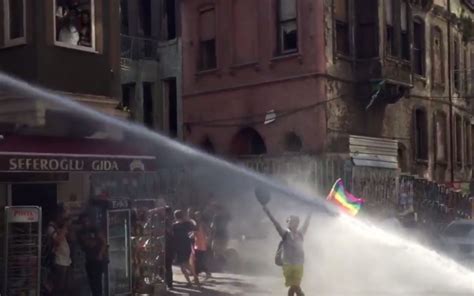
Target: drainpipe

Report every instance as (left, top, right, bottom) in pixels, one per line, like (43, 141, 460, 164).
(447, 0, 454, 183)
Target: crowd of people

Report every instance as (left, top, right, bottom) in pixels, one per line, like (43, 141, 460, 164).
(42, 207, 107, 296)
(40, 201, 232, 295)
(163, 203, 231, 290)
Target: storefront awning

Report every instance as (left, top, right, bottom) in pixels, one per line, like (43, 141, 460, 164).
(0, 135, 156, 172)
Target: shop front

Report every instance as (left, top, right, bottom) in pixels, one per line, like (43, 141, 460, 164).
(0, 134, 170, 296)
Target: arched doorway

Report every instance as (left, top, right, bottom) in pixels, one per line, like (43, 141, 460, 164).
(230, 128, 267, 155)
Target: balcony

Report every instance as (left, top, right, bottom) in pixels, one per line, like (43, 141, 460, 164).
(355, 58, 411, 107)
(120, 35, 159, 61)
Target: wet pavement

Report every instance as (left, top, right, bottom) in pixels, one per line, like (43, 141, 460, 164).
(168, 268, 280, 295)
(167, 267, 474, 296)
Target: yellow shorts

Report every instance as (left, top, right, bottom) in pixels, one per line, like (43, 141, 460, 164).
(282, 264, 304, 287)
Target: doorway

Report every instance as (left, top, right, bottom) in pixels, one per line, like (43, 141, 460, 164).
(11, 183, 58, 226)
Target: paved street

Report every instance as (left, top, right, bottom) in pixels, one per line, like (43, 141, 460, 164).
(167, 269, 280, 295)
(166, 267, 474, 296)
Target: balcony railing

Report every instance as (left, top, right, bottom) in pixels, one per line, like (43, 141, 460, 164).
(121, 35, 159, 60)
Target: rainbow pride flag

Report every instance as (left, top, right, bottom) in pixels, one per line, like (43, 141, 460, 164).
(327, 179, 365, 216)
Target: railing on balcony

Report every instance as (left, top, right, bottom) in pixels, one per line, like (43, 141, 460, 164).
(121, 35, 159, 60)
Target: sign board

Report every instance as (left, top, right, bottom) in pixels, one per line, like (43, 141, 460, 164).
(2, 206, 42, 296)
(6, 207, 40, 223)
(109, 199, 130, 210)
(0, 154, 155, 172)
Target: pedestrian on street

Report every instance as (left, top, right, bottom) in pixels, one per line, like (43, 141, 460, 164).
(259, 195, 312, 296)
(164, 206, 175, 290)
(210, 204, 231, 266)
(48, 219, 72, 296)
(187, 207, 197, 226)
(77, 214, 107, 296)
(191, 211, 212, 279)
(172, 209, 200, 287)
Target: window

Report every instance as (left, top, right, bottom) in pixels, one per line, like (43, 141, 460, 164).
(454, 38, 460, 91)
(471, 124, 474, 167)
(414, 109, 428, 161)
(413, 19, 425, 75)
(412, 0, 430, 9)
(143, 83, 154, 128)
(284, 132, 303, 152)
(455, 114, 462, 165)
(121, 83, 135, 111)
(432, 27, 444, 86)
(435, 112, 447, 163)
(139, 0, 152, 36)
(162, 0, 176, 40)
(465, 120, 471, 166)
(120, 0, 129, 34)
(471, 50, 474, 95)
(230, 128, 267, 155)
(385, 0, 395, 56)
(3, 0, 26, 46)
(385, 0, 410, 60)
(464, 47, 468, 94)
(277, 0, 298, 55)
(54, 0, 95, 50)
(355, 0, 377, 58)
(400, 1, 409, 60)
(335, 0, 350, 55)
(163, 78, 178, 138)
(198, 7, 217, 71)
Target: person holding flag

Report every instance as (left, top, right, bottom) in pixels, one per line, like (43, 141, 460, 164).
(255, 188, 311, 296)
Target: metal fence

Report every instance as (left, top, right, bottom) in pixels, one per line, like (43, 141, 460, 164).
(400, 175, 473, 224)
(239, 154, 351, 196)
(121, 35, 159, 60)
(240, 154, 473, 223)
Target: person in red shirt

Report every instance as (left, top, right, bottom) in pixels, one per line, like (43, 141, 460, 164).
(191, 211, 212, 279)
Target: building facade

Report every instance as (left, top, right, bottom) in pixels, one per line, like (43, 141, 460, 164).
(181, 0, 474, 186)
(181, 0, 327, 155)
(0, 1, 172, 293)
(325, 0, 473, 184)
(0, 0, 123, 121)
(120, 0, 183, 139)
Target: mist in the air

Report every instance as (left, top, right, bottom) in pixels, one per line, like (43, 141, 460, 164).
(1, 72, 473, 295)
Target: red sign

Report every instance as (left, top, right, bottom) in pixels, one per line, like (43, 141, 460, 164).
(7, 207, 40, 223)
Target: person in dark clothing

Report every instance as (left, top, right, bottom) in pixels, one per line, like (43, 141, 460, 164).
(164, 206, 175, 290)
(172, 210, 199, 287)
(78, 214, 107, 296)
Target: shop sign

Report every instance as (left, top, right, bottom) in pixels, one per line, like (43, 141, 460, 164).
(0, 155, 154, 172)
(109, 199, 130, 210)
(6, 207, 40, 223)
